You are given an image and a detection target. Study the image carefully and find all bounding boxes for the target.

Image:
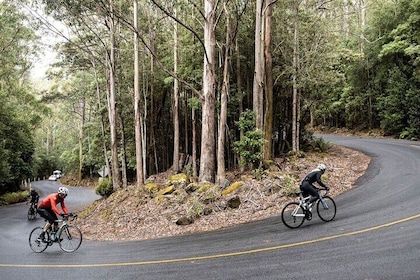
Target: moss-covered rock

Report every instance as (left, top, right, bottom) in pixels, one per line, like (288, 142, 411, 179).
(158, 185, 175, 195)
(185, 182, 199, 194)
(167, 173, 189, 185)
(197, 183, 212, 193)
(221, 181, 243, 196)
(145, 183, 159, 194)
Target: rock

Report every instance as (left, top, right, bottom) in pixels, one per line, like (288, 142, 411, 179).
(176, 216, 193, 225)
(227, 196, 241, 209)
(203, 208, 213, 215)
(185, 183, 199, 194)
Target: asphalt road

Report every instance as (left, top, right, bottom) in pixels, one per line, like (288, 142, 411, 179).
(0, 135, 419, 280)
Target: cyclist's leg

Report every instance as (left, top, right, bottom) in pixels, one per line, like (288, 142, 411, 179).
(301, 182, 318, 205)
(36, 208, 57, 240)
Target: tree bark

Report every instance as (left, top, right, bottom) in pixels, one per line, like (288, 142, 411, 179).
(292, 1, 300, 152)
(199, 0, 217, 183)
(78, 98, 85, 182)
(216, 3, 232, 185)
(173, 7, 180, 174)
(263, 1, 274, 160)
(107, 0, 121, 190)
(133, 0, 144, 187)
(253, 0, 265, 130)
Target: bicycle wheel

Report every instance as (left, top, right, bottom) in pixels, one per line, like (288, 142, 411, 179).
(27, 207, 36, 220)
(317, 196, 336, 222)
(281, 202, 306, 229)
(29, 227, 48, 253)
(58, 225, 82, 252)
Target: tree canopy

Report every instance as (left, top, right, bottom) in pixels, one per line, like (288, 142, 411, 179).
(1, 0, 418, 192)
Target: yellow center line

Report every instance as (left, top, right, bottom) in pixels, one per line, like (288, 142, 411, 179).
(2, 213, 419, 268)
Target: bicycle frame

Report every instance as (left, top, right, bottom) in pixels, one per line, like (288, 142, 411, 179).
(50, 217, 73, 241)
(290, 194, 309, 217)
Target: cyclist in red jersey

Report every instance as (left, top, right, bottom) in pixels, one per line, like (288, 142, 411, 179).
(36, 187, 70, 242)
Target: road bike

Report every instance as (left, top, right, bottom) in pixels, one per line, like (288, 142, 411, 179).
(27, 202, 38, 220)
(281, 187, 336, 229)
(29, 213, 82, 253)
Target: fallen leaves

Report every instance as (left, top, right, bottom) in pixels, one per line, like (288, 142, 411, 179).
(74, 144, 370, 241)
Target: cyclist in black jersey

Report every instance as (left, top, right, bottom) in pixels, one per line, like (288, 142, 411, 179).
(300, 163, 330, 209)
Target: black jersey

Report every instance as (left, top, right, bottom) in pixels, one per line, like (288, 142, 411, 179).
(301, 170, 326, 188)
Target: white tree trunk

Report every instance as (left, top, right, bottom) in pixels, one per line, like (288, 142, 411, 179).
(199, 0, 216, 183)
(133, 0, 144, 187)
(173, 7, 180, 173)
(108, 0, 121, 190)
(253, 0, 265, 130)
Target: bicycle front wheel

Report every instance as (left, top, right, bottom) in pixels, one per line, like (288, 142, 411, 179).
(281, 202, 306, 229)
(29, 227, 48, 253)
(27, 207, 37, 220)
(317, 196, 336, 222)
(58, 225, 82, 252)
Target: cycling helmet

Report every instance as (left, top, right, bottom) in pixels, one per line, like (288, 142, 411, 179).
(317, 163, 326, 171)
(58, 187, 69, 196)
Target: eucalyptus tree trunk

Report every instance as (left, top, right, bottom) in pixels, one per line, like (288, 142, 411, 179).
(107, 0, 121, 190)
(235, 37, 244, 172)
(172, 7, 180, 174)
(92, 59, 111, 179)
(133, 0, 144, 186)
(253, 0, 265, 130)
(216, 3, 232, 185)
(119, 116, 128, 188)
(192, 106, 197, 178)
(199, 0, 217, 183)
(78, 99, 85, 182)
(292, 1, 300, 152)
(263, 1, 274, 160)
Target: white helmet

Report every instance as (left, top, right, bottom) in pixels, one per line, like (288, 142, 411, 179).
(317, 163, 326, 171)
(58, 187, 69, 196)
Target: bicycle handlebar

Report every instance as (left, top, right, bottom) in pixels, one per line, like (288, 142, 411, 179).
(61, 213, 78, 221)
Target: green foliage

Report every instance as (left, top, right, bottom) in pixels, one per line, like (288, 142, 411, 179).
(0, 191, 29, 206)
(233, 110, 264, 168)
(283, 175, 298, 197)
(95, 178, 114, 198)
(312, 138, 332, 153)
(0, 1, 41, 192)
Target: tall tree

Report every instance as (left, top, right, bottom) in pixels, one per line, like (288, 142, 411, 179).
(172, 6, 180, 174)
(106, 0, 122, 190)
(133, 0, 144, 186)
(263, 0, 275, 160)
(253, 0, 264, 130)
(199, 0, 217, 182)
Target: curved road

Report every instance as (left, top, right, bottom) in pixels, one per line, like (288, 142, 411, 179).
(1, 135, 419, 279)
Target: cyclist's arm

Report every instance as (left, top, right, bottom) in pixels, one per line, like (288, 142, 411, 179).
(60, 200, 69, 214)
(315, 173, 327, 189)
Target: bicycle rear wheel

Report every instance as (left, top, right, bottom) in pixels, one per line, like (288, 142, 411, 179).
(317, 196, 336, 222)
(29, 227, 48, 253)
(58, 225, 82, 252)
(281, 202, 306, 229)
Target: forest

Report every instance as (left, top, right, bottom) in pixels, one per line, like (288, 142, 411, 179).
(0, 0, 419, 194)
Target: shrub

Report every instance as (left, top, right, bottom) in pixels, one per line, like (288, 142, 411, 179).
(0, 191, 29, 206)
(283, 175, 298, 196)
(313, 137, 332, 153)
(95, 178, 113, 197)
(233, 110, 264, 168)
